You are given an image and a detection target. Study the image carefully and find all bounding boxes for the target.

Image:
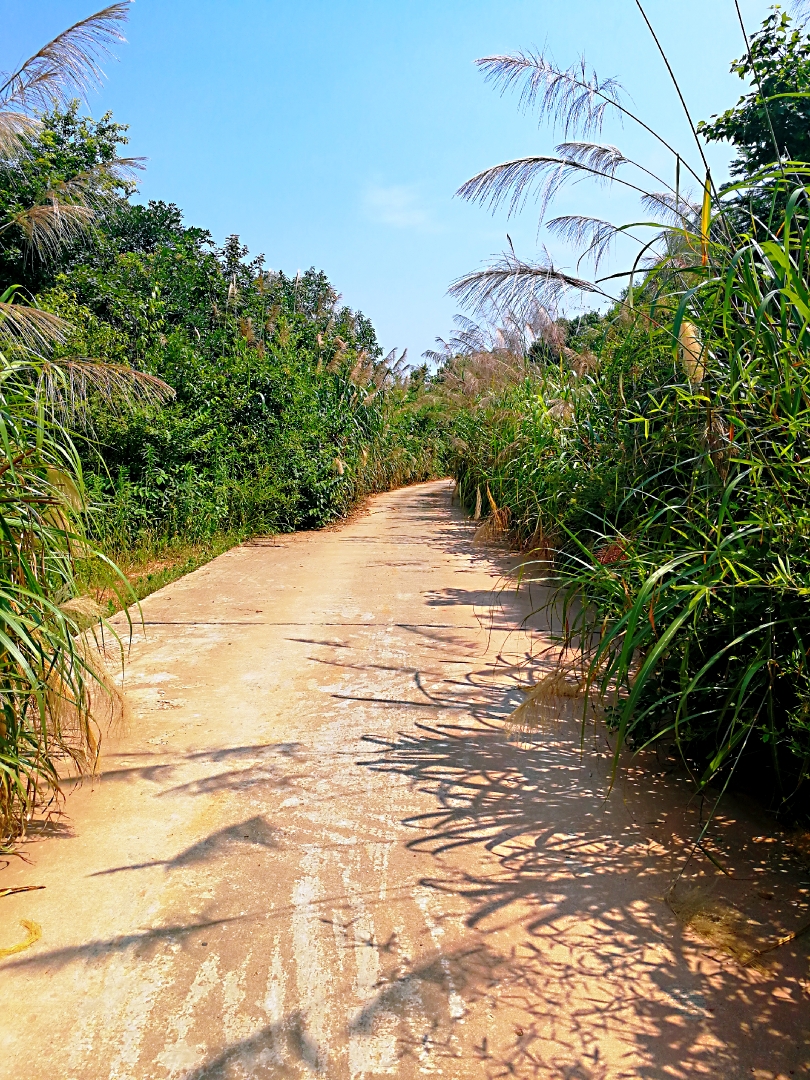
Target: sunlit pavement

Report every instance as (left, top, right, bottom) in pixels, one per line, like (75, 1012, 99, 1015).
(0, 480, 807, 1079)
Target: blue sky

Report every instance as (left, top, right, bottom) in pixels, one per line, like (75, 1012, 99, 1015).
(6, 1, 780, 361)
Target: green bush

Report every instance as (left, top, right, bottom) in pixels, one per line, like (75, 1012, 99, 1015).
(33, 202, 444, 555)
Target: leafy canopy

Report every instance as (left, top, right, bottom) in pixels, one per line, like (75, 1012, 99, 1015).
(0, 102, 132, 292)
(698, 7, 810, 176)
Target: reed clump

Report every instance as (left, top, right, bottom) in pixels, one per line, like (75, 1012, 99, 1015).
(441, 6, 810, 819)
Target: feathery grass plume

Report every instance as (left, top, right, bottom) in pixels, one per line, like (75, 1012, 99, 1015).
(595, 541, 626, 566)
(473, 485, 482, 521)
(0, 294, 69, 351)
(546, 398, 574, 422)
(8, 159, 144, 262)
(507, 665, 587, 735)
(0, 3, 129, 114)
(678, 320, 704, 383)
(326, 336, 347, 372)
(456, 150, 657, 228)
(563, 346, 597, 375)
(276, 319, 290, 349)
(12, 201, 95, 256)
(450, 250, 603, 319)
(0, 112, 37, 159)
(453, 30, 721, 321)
(43, 629, 130, 768)
(475, 51, 625, 139)
(546, 214, 623, 272)
(34, 359, 173, 418)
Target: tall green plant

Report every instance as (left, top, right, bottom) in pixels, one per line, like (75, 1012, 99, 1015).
(0, 2, 173, 840)
(450, 5, 810, 814)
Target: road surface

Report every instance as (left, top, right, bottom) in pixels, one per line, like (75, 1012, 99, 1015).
(0, 480, 807, 1079)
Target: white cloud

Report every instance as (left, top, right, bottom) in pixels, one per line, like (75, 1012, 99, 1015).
(363, 184, 437, 231)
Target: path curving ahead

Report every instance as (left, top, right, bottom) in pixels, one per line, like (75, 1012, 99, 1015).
(0, 480, 807, 1079)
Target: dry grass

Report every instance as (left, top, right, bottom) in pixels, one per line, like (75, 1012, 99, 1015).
(522, 521, 558, 562)
(0, 920, 42, 959)
(80, 533, 242, 614)
(507, 664, 588, 734)
(665, 882, 810, 969)
(473, 485, 511, 543)
(46, 632, 127, 772)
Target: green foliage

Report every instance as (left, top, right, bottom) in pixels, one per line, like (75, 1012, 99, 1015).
(449, 308, 673, 553)
(0, 79, 444, 838)
(36, 202, 443, 552)
(698, 8, 810, 177)
(0, 103, 132, 294)
(562, 199, 810, 813)
(0, 2, 405, 843)
(0, 369, 97, 840)
(450, 213, 810, 815)
(447, 8, 810, 819)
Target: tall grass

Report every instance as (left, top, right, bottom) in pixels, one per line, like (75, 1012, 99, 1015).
(446, 9, 810, 815)
(551, 182, 810, 810)
(0, 3, 173, 841)
(0, 367, 128, 840)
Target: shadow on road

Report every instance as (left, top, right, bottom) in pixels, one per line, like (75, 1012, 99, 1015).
(355, 714, 810, 1079)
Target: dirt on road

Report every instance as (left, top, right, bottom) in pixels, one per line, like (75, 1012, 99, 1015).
(0, 480, 808, 1079)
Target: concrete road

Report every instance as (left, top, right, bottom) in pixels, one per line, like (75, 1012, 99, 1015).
(0, 481, 807, 1079)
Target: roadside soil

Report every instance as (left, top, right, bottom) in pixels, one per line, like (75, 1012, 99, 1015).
(0, 480, 808, 1079)
(81, 531, 245, 614)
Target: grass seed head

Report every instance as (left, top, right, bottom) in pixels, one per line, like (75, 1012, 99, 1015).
(678, 320, 705, 383)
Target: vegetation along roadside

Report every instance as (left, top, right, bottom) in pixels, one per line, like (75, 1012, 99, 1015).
(437, 4, 810, 827)
(5, 0, 810, 850)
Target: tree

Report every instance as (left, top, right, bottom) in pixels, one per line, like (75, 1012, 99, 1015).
(0, 103, 133, 292)
(698, 8, 810, 176)
(698, 8, 810, 225)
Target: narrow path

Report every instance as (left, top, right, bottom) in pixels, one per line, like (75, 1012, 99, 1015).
(0, 481, 807, 1079)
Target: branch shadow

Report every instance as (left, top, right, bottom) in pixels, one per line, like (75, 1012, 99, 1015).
(76, 743, 307, 800)
(355, 716, 810, 1078)
(0, 916, 245, 972)
(89, 815, 279, 876)
(180, 1014, 331, 1079)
